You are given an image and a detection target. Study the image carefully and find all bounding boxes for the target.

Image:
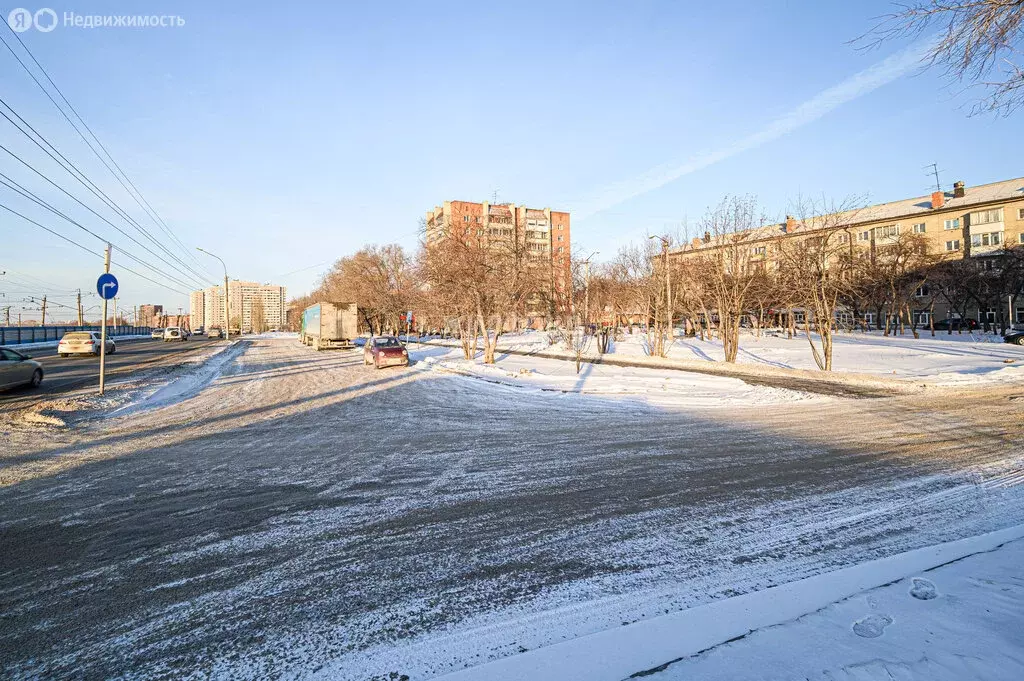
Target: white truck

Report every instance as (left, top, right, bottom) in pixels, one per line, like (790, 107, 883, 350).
(300, 302, 358, 350)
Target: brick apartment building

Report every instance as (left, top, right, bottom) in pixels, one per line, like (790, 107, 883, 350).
(670, 177, 1024, 328)
(425, 200, 571, 323)
(138, 304, 163, 327)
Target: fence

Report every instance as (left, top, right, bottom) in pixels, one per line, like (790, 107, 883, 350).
(0, 325, 153, 346)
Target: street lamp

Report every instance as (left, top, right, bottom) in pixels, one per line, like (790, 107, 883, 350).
(582, 251, 599, 326)
(197, 247, 230, 341)
(649, 235, 672, 349)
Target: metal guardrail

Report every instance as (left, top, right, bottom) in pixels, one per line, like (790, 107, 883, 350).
(0, 325, 153, 345)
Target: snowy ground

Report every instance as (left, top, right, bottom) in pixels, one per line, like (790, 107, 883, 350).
(409, 342, 824, 409)
(479, 328, 1024, 385)
(1, 337, 1022, 680)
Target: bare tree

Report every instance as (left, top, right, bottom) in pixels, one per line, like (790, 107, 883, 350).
(859, 0, 1024, 115)
(776, 197, 863, 371)
(691, 196, 768, 363)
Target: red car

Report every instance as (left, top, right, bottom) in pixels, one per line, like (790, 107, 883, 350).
(363, 336, 409, 369)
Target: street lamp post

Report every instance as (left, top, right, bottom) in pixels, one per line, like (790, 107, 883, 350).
(582, 251, 599, 327)
(197, 248, 229, 341)
(649, 235, 672, 353)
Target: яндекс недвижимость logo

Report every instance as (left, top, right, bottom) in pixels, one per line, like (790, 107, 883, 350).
(7, 7, 57, 32)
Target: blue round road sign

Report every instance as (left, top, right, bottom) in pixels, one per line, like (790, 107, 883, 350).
(97, 273, 119, 300)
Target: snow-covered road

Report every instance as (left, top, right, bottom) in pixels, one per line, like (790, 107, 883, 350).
(1, 337, 1021, 679)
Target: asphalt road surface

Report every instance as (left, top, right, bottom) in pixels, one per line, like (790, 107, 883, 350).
(0, 336, 221, 408)
(1, 338, 1022, 680)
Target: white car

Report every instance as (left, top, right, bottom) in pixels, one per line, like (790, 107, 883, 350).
(57, 331, 115, 357)
(163, 327, 187, 342)
(151, 329, 164, 339)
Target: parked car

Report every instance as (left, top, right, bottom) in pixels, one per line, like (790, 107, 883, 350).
(163, 327, 187, 342)
(151, 329, 164, 339)
(57, 331, 115, 357)
(207, 327, 224, 339)
(1004, 330, 1024, 346)
(363, 335, 409, 369)
(932, 318, 978, 331)
(0, 347, 43, 391)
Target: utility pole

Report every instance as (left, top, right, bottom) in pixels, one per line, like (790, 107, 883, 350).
(582, 251, 600, 327)
(649, 235, 672, 354)
(99, 244, 111, 395)
(197, 248, 230, 341)
(40, 295, 47, 326)
(77, 289, 83, 326)
(2, 305, 9, 326)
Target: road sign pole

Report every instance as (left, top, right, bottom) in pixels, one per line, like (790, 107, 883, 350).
(99, 244, 111, 395)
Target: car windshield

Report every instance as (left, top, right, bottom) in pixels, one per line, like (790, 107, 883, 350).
(62, 332, 90, 340)
(373, 337, 400, 347)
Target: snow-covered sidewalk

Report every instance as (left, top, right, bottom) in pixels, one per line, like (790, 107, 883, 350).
(437, 526, 1024, 681)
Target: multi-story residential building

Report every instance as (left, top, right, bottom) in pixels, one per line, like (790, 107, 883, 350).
(425, 200, 571, 323)
(670, 177, 1024, 327)
(190, 282, 288, 333)
(188, 290, 204, 330)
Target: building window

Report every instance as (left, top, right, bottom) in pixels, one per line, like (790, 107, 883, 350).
(557, 224, 563, 230)
(912, 223, 926, 233)
(557, 235, 563, 241)
(944, 218, 960, 230)
(971, 232, 1002, 247)
(914, 311, 931, 326)
(857, 231, 870, 242)
(1020, 233, 1024, 244)
(837, 233, 850, 244)
(864, 312, 875, 326)
(463, 215, 470, 222)
(875, 224, 900, 238)
(752, 246, 766, 256)
(1018, 208, 1024, 220)
(945, 240, 960, 252)
(914, 285, 930, 298)
(969, 208, 1003, 225)
(558, 246, 564, 253)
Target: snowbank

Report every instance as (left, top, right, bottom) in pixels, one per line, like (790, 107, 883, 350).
(435, 524, 1024, 681)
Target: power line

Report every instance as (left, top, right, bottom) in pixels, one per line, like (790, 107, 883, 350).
(0, 103, 213, 290)
(0, 176, 198, 293)
(0, 27, 215, 281)
(0, 200, 190, 296)
(0, 152, 206, 291)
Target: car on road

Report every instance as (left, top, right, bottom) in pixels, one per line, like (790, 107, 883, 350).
(163, 327, 187, 342)
(1004, 329, 1024, 346)
(57, 331, 115, 357)
(363, 335, 409, 369)
(151, 329, 164, 339)
(0, 347, 43, 391)
(932, 318, 978, 331)
(207, 327, 224, 339)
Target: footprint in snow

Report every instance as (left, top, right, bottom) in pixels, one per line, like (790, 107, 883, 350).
(852, 613, 893, 638)
(909, 577, 938, 600)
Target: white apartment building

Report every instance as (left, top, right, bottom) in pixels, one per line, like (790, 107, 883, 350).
(190, 281, 287, 333)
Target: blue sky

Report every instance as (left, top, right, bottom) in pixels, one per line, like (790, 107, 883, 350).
(2, 0, 1021, 320)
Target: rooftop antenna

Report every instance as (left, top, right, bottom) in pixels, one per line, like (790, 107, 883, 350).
(925, 162, 942, 193)
(492, 189, 500, 204)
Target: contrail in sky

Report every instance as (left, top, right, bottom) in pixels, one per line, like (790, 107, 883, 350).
(573, 39, 935, 221)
